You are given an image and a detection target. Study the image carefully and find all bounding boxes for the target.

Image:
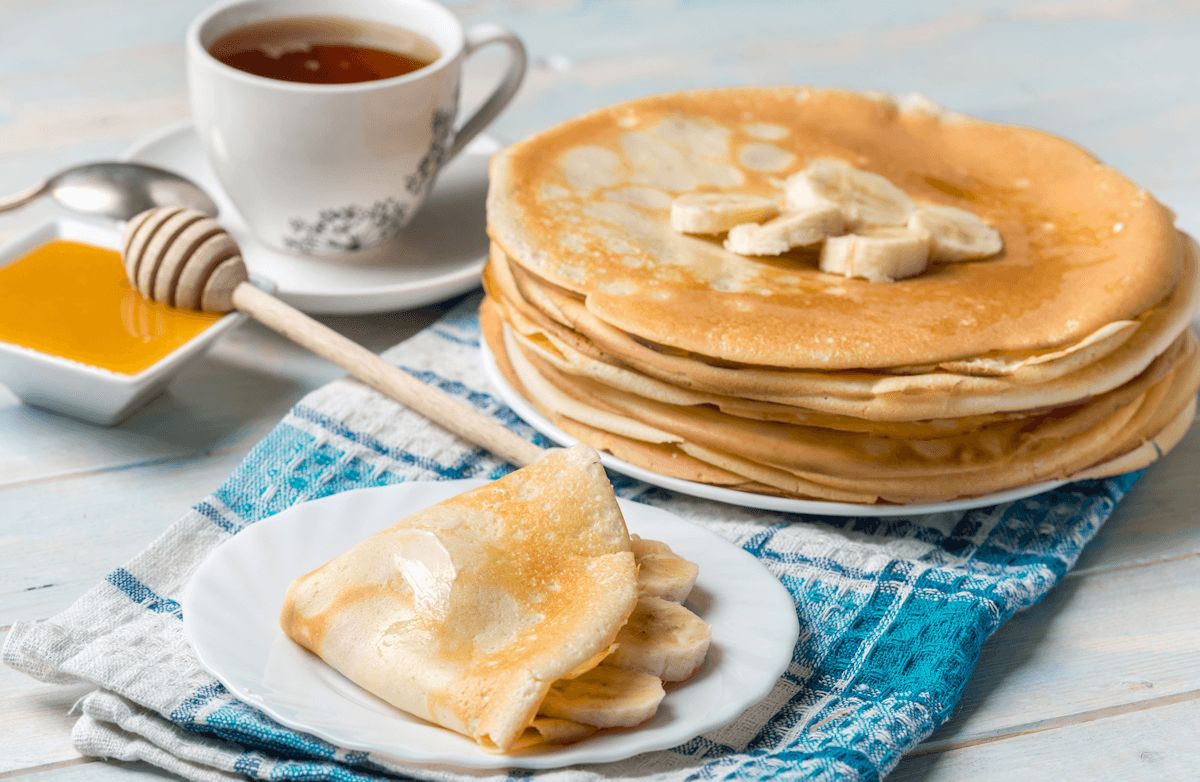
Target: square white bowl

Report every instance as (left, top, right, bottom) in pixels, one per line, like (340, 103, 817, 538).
(0, 217, 245, 426)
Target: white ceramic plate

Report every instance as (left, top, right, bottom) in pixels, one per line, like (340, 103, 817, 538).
(183, 480, 798, 770)
(480, 342, 1066, 518)
(123, 122, 493, 315)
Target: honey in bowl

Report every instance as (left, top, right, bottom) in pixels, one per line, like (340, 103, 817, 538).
(0, 240, 222, 375)
(207, 16, 438, 85)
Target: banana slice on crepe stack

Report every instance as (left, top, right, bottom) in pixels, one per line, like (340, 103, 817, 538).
(280, 445, 710, 752)
(678, 157, 1004, 281)
(480, 87, 1199, 504)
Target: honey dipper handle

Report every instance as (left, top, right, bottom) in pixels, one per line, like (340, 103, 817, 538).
(230, 282, 544, 468)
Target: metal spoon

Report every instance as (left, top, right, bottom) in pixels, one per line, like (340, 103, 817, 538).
(0, 161, 217, 221)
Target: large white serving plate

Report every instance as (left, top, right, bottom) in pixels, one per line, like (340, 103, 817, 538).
(480, 342, 1066, 518)
(123, 122, 493, 315)
(183, 480, 798, 770)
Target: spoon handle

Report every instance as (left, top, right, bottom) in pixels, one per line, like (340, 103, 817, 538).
(0, 180, 47, 213)
(230, 281, 545, 469)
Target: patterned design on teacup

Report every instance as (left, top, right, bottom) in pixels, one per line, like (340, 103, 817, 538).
(406, 106, 455, 196)
(281, 105, 458, 254)
(283, 197, 409, 254)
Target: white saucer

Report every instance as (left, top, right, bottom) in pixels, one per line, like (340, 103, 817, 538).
(123, 122, 494, 314)
(183, 480, 798, 770)
(480, 341, 1066, 518)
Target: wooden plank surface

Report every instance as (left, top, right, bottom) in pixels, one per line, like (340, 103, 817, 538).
(0, 650, 91, 775)
(3, 0, 1199, 780)
(892, 696, 1200, 781)
(9, 762, 168, 782)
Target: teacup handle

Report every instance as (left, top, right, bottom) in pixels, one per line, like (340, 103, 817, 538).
(447, 23, 528, 160)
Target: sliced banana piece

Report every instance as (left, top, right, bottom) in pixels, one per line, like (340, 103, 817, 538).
(723, 203, 844, 256)
(632, 535, 699, 602)
(539, 664, 666, 728)
(670, 192, 779, 235)
(909, 203, 1003, 262)
(819, 227, 930, 283)
(608, 596, 712, 682)
(508, 717, 596, 750)
(786, 158, 914, 228)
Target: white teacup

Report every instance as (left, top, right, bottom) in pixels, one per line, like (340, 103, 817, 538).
(187, 0, 525, 256)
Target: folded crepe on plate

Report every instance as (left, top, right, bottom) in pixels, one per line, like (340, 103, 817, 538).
(280, 445, 710, 752)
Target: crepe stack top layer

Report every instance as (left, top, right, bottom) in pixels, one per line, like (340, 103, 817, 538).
(482, 87, 1199, 504)
(488, 87, 1181, 370)
(281, 445, 712, 751)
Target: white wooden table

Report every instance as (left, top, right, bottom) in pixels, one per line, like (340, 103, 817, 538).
(2, 1, 1198, 779)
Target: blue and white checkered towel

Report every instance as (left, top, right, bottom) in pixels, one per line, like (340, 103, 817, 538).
(3, 294, 1139, 781)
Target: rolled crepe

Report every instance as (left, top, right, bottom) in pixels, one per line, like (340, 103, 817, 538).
(280, 445, 638, 751)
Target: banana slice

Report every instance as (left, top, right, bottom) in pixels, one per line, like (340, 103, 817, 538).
(539, 664, 666, 728)
(819, 227, 930, 283)
(723, 204, 844, 256)
(670, 192, 779, 235)
(508, 718, 596, 749)
(786, 158, 914, 228)
(608, 596, 712, 682)
(909, 203, 1003, 262)
(632, 536, 699, 602)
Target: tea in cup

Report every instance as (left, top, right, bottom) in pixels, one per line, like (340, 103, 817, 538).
(187, 0, 526, 255)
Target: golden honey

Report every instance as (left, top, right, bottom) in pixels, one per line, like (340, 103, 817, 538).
(0, 239, 221, 375)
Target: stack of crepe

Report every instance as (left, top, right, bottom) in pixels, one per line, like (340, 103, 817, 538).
(481, 87, 1200, 504)
(281, 445, 711, 752)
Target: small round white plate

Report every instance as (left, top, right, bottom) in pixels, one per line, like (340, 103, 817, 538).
(183, 480, 798, 770)
(123, 122, 493, 315)
(480, 342, 1065, 518)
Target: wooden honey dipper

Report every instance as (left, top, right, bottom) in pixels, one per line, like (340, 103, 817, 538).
(122, 207, 543, 467)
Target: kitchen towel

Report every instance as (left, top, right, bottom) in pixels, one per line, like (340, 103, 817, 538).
(4, 294, 1138, 781)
